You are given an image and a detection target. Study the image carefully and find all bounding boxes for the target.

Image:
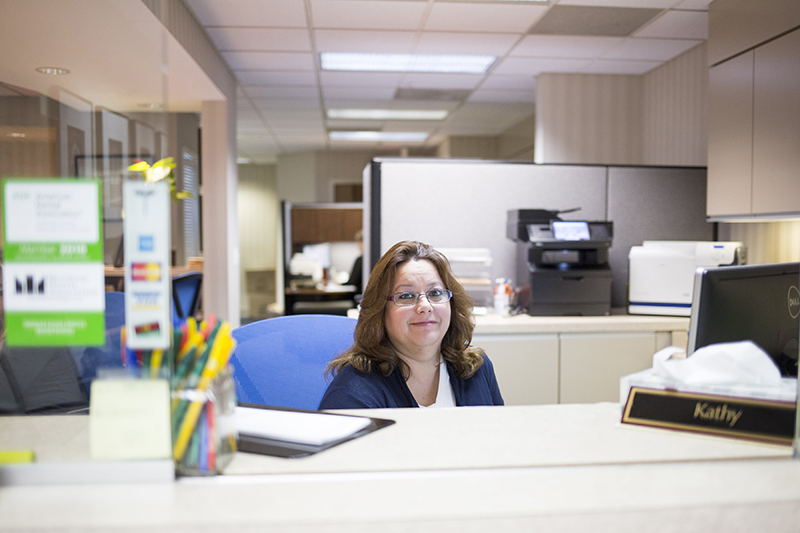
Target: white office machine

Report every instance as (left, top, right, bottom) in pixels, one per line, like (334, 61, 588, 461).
(628, 241, 746, 316)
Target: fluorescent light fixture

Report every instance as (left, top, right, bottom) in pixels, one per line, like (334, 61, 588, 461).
(36, 67, 69, 75)
(327, 109, 449, 121)
(6, 132, 26, 138)
(237, 157, 252, 165)
(138, 102, 163, 110)
(329, 131, 429, 142)
(320, 53, 495, 74)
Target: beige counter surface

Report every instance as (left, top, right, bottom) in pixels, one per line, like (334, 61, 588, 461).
(1, 404, 789, 477)
(1, 404, 799, 532)
(473, 312, 690, 335)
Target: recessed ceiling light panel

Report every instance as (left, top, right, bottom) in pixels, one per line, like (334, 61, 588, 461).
(329, 131, 429, 142)
(36, 67, 70, 75)
(320, 53, 495, 74)
(327, 109, 449, 121)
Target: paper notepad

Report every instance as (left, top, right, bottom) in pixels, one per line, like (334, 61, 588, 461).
(236, 406, 371, 447)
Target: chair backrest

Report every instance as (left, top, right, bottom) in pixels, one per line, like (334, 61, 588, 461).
(230, 314, 357, 410)
(172, 271, 202, 324)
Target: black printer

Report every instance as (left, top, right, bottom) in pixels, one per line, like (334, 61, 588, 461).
(507, 209, 613, 316)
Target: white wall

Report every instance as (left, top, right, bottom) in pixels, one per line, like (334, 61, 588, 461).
(237, 164, 279, 315)
(498, 114, 535, 161)
(314, 151, 374, 202)
(277, 151, 316, 203)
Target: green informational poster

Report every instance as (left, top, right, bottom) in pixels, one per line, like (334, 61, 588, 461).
(2, 178, 105, 346)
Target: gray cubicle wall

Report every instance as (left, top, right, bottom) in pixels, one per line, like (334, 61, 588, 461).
(368, 158, 712, 309)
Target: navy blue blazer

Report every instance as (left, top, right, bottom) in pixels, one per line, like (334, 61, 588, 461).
(318, 355, 504, 409)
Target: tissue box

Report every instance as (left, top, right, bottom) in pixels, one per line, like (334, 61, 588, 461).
(620, 369, 797, 446)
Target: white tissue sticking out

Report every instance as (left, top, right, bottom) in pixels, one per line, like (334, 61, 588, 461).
(652, 340, 783, 387)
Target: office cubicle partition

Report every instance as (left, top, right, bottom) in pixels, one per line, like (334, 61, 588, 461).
(367, 159, 712, 309)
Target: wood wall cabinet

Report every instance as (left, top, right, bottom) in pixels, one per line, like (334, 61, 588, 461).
(707, 51, 754, 217)
(708, 0, 800, 65)
(291, 208, 362, 244)
(752, 28, 800, 214)
(472, 334, 559, 405)
(707, 23, 800, 218)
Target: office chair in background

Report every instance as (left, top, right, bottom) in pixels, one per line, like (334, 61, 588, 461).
(172, 271, 203, 325)
(230, 314, 357, 410)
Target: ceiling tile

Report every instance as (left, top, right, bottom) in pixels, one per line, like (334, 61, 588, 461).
(441, 103, 534, 135)
(401, 73, 484, 89)
(425, 3, 548, 33)
(205, 28, 311, 52)
(480, 74, 535, 91)
(468, 89, 536, 103)
(315, 29, 416, 53)
(674, 0, 713, 9)
(322, 86, 397, 100)
(510, 35, 626, 58)
(602, 38, 703, 61)
(253, 100, 323, 112)
(320, 71, 404, 87)
(238, 137, 280, 151)
(323, 99, 461, 111)
(310, 0, 428, 30)
(221, 51, 315, 70)
(245, 86, 321, 99)
(493, 57, 592, 76)
(530, 6, 663, 37)
(325, 119, 388, 129)
(277, 132, 328, 143)
(236, 71, 318, 86)
(635, 10, 708, 40)
(382, 122, 438, 132)
(415, 32, 520, 56)
(185, 0, 307, 27)
(580, 59, 661, 74)
(557, 0, 674, 7)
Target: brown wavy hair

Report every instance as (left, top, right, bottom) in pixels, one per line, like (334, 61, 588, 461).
(327, 240, 485, 380)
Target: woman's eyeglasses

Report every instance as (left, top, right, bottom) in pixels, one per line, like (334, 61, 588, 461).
(387, 289, 453, 307)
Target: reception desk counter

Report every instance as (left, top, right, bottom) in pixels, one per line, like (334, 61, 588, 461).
(1, 403, 798, 531)
(473, 312, 690, 336)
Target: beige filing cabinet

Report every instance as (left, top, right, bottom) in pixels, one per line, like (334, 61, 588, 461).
(559, 332, 657, 404)
(472, 314, 689, 406)
(472, 334, 559, 405)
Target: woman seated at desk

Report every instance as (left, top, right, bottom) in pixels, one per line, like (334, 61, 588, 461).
(319, 240, 504, 409)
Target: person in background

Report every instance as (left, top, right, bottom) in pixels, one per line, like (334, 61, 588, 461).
(347, 229, 364, 295)
(319, 240, 503, 409)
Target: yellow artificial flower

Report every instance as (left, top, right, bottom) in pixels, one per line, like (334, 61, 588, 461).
(128, 157, 193, 202)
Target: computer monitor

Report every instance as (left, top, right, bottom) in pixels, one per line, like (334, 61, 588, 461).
(687, 262, 800, 376)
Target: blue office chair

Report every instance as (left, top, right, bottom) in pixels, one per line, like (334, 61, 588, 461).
(230, 314, 357, 410)
(73, 291, 126, 392)
(172, 271, 203, 325)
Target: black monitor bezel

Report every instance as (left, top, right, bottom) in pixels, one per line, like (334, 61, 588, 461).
(687, 262, 800, 376)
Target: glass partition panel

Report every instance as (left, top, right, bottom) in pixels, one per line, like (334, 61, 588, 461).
(0, 0, 203, 414)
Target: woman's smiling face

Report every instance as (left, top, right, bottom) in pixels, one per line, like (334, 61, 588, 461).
(384, 259, 451, 362)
